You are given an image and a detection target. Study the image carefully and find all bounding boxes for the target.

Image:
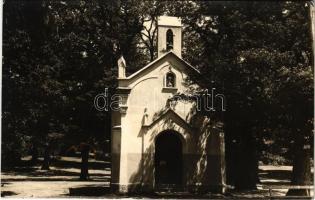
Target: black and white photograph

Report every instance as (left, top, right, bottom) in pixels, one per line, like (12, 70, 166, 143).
(1, 0, 315, 199)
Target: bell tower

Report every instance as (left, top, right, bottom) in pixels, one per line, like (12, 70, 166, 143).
(157, 16, 182, 58)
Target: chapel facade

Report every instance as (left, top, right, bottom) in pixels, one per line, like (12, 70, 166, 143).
(111, 16, 226, 193)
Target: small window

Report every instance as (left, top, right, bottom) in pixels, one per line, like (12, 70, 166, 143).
(166, 29, 174, 51)
(165, 72, 176, 88)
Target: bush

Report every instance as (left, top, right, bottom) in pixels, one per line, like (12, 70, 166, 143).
(261, 151, 291, 165)
(65, 145, 78, 157)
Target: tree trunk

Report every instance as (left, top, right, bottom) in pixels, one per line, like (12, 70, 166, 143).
(41, 144, 50, 170)
(31, 143, 39, 164)
(234, 129, 259, 190)
(286, 141, 311, 196)
(234, 146, 259, 190)
(310, 1, 315, 74)
(80, 144, 90, 180)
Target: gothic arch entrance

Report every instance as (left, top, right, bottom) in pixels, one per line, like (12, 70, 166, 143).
(154, 130, 183, 188)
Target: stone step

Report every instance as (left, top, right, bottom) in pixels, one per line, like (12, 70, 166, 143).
(69, 186, 111, 196)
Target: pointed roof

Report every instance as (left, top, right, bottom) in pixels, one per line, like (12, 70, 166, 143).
(121, 51, 200, 82)
(145, 108, 195, 132)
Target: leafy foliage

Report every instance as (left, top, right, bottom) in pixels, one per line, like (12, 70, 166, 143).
(2, 0, 313, 190)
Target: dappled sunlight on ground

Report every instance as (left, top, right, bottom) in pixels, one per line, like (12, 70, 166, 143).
(1, 160, 313, 198)
(1, 181, 109, 198)
(1, 156, 111, 197)
(257, 165, 314, 197)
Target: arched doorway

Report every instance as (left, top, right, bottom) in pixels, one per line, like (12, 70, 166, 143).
(154, 130, 183, 188)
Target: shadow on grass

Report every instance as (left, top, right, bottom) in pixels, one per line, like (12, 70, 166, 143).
(259, 168, 314, 183)
(69, 184, 111, 196)
(2, 156, 110, 178)
(2, 157, 111, 182)
(11, 158, 110, 170)
(53, 159, 110, 170)
(1, 191, 18, 197)
(259, 169, 292, 181)
(3, 169, 109, 177)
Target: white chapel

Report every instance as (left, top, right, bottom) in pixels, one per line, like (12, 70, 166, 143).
(111, 16, 226, 193)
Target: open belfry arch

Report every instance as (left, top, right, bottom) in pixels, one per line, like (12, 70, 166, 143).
(111, 16, 226, 193)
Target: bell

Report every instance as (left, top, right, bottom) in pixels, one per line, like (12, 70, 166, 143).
(167, 43, 173, 51)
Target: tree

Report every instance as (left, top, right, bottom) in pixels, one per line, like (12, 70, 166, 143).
(2, 0, 150, 168)
(79, 143, 90, 180)
(2, 0, 53, 166)
(3, 1, 312, 194)
(137, 1, 166, 62)
(170, 1, 313, 190)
